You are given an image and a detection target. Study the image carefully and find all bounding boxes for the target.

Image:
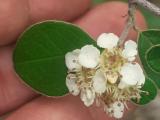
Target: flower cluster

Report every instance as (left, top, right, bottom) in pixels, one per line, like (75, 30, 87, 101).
(65, 33, 145, 119)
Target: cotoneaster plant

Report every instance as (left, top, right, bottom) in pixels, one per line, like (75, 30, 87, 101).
(65, 33, 146, 118)
(13, 0, 160, 119)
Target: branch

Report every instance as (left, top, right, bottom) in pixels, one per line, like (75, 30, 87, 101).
(118, 0, 160, 46)
(118, 0, 137, 45)
(134, 0, 160, 16)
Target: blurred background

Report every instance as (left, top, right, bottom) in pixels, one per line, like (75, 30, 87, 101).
(0, 0, 160, 120)
(94, 0, 160, 29)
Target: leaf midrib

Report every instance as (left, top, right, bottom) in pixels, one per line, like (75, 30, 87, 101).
(16, 55, 64, 65)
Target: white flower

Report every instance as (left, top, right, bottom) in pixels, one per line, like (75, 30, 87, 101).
(78, 45, 100, 68)
(97, 33, 119, 50)
(93, 70, 107, 94)
(66, 74, 80, 96)
(65, 49, 81, 70)
(118, 63, 145, 89)
(122, 40, 137, 61)
(80, 88, 95, 107)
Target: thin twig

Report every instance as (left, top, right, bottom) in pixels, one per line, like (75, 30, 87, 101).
(118, 0, 137, 45)
(119, 0, 160, 45)
(134, 0, 160, 16)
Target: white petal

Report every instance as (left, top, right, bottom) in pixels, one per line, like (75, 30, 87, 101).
(80, 88, 95, 107)
(120, 64, 134, 86)
(112, 101, 124, 110)
(125, 40, 137, 49)
(86, 88, 94, 99)
(112, 102, 124, 119)
(93, 70, 107, 94)
(127, 56, 136, 62)
(66, 74, 80, 96)
(120, 63, 138, 86)
(119, 63, 145, 88)
(113, 110, 124, 119)
(106, 102, 124, 119)
(122, 40, 137, 61)
(118, 81, 128, 89)
(78, 45, 100, 68)
(135, 63, 145, 88)
(97, 33, 119, 49)
(65, 49, 81, 70)
(122, 48, 137, 61)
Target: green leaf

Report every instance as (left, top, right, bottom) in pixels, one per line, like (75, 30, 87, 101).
(132, 78, 157, 105)
(147, 45, 160, 73)
(138, 30, 160, 88)
(140, 7, 160, 29)
(13, 21, 96, 96)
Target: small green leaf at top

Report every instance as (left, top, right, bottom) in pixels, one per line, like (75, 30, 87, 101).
(138, 29, 160, 88)
(132, 78, 157, 105)
(147, 45, 160, 73)
(13, 21, 96, 96)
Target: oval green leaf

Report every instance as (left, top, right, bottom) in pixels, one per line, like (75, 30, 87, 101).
(147, 45, 160, 73)
(138, 29, 160, 88)
(132, 78, 157, 105)
(13, 21, 97, 96)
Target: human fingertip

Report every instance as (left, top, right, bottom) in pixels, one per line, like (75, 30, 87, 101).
(0, 0, 30, 46)
(29, 0, 92, 23)
(74, 1, 147, 40)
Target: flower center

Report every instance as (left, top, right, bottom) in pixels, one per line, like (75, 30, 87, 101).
(100, 48, 126, 72)
(100, 48, 127, 84)
(76, 68, 96, 88)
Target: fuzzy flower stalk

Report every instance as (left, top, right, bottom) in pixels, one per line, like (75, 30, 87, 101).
(65, 33, 145, 119)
